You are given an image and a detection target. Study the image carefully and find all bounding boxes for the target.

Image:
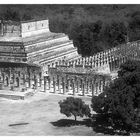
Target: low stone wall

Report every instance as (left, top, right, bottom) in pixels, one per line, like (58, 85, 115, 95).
(0, 94, 24, 100)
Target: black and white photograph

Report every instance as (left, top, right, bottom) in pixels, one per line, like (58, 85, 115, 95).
(0, 3, 139, 136)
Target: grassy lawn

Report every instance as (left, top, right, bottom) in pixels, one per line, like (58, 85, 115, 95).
(0, 94, 103, 136)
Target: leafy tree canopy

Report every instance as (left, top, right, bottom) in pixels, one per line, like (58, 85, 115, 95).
(91, 60, 140, 132)
(59, 97, 91, 121)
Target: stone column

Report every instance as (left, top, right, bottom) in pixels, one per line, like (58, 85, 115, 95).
(109, 56, 112, 72)
(34, 75, 37, 90)
(51, 63, 54, 68)
(95, 80, 98, 95)
(122, 56, 125, 64)
(89, 79, 92, 93)
(97, 80, 100, 95)
(112, 57, 115, 71)
(18, 71, 21, 89)
(12, 73, 15, 85)
(99, 78, 101, 94)
(72, 78, 75, 96)
(39, 72, 42, 87)
(82, 60, 85, 68)
(37, 75, 40, 89)
(53, 77, 56, 93)
(65, 75, 69, 92)
(24, 73, 28, 89)
(27, 68, 31, 88)
(115, 57, 118, 68)
(58, 76, 61, 93)
(114, 57, 118, 69)
(73, 61, 75, 68)
(90, 61, 92, 68)
(62, 77, 66, 94)
(104, 57, 107, 65)
(86, 79, 89, 94)
(82, 79, 85, 96)
(2, 72, 4, 84)
(91, 79, 95, 97)
(76, 78, 79, 93)
(47, 76, 50, 90)
(5, 76, 8, 87)
(59, 76, 63, 93)
(101, 78, 104, 93)
(118, 57, 121, 67)
(44, 76, 46, 92)
(95, 60, 98, 68)
(8, 68, 11, 88)
(56, 75, 59, 91)
(66, 76, 70, 92)
(102, 77, 106, 91)
(80, 79, 82, 92)
(68, 61, 71, 67)
(92, 60, 95, 68)
(22, 73, 26, 88)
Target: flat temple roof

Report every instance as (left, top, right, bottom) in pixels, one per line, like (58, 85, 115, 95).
(0, 32, 65, 43)
(21, 18, 49, 23)
(1, 18, 49, 24)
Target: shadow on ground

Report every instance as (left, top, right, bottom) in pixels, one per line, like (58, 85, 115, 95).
(51, 114, 140, 136)
(90, 114, 130, 136)
(51, 119, 91, 127)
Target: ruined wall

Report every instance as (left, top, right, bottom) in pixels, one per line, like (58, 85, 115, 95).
(25, 35, 69, 52)
(21, 20, 49, 37)
(0, 20, 50, 37)
(0, 42, 26, 63)
(2, 21, 21, 37)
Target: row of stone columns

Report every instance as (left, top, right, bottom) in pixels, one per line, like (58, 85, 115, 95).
(42, 40, 140, 68)
(47, 54, 123, 74)
(41, 40, 140, 78)
(44, 74, 109, 96)
(48, 41, 140, 73)
(0, 67, 42, 91)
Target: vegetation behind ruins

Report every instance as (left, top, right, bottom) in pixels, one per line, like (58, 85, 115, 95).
(1, 5, 140, 56)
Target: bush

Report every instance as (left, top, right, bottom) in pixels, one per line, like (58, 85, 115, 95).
(59, 97, 91, 121)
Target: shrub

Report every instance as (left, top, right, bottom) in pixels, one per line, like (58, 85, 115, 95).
(59, 97, 91, 121)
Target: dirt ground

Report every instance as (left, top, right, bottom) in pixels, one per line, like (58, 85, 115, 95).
(0, 93, 102, 136)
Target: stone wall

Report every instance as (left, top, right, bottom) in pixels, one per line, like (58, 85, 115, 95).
(3, 22, 21, 37)
(25, 35, 69, 52)
(0, 19, 50, 37)
(0, 42, 26, 63)
(21, 20, 49, 37)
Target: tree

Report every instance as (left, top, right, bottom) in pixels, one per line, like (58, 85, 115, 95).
(118, 60, 140, 77)
(91, 60, 140, 133)
(128, 11, 140, 42)
(101, 21, 127, 48)
(22, 13, 32, 21)
(68, 20, 103, 56)
(59, 97, 91, 121)
(2, 8, 20, 21)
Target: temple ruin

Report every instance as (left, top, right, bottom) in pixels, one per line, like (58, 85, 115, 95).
(0, 18, 139, 99)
